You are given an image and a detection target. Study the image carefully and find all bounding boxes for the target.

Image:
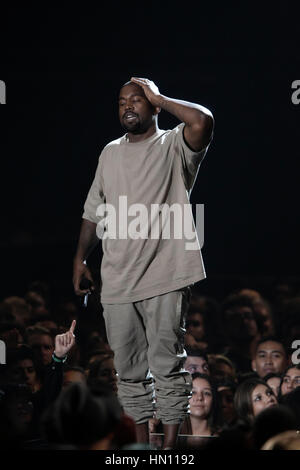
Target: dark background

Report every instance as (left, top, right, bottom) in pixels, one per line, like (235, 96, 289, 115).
(0, 3, 299, 301)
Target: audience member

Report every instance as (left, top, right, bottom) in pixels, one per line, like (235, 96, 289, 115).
(41, 383, 124, 450)
(251, 336, 288, 379)
(279, 364, 300, 397)
(26, 326, 55, 366)
(263, 372, 282, 398)
(234, 377, 277, 426)
(184, 347, 210, 375)
(216, 378, 238, 427)
(222, 294, 261, 373)
(252, 405, 298, 450)
(62, 366, 87, 389)
(180, 373, 221, 437)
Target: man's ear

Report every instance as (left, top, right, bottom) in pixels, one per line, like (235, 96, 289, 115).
(251, 359, 257, 372)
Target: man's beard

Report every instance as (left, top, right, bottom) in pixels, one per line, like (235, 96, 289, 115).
(121, 120, 142, 134)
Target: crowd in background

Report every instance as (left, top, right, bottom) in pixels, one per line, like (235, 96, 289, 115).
(1, 276, 300, 450)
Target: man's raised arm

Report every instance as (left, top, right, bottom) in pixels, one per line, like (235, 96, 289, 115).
(131, 77, 214, 152)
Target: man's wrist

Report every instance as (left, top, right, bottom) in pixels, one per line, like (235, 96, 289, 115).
(52, 351, 67, 363)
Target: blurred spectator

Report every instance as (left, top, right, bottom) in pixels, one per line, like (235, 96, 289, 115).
(41, 382, 124, 450)
(208, 354, 237, 382)
(216, 378, 238, 427)
(8, 345, 43, 394)
(264, 372, 282, 398)
(87, 352, 118, 393)
(26, 326, 55, 366)
(252, 405, 297, 450)
(0, 383, 36, 449)
(238, 288, 276, 336)
(184, 347, 210, 375)
(280, 387, 300, 428)
(0, 322, 24, 348)
(234, 377, 277, 426)
(34, 318, 58, 336)
(222, 294, 261, 373)
(25, 281, 51, 321)
(279, 364, 300, 397)
(2, 297, 31, 327)
(251, 336, 288, 378)
(184, 295, 224, 352)
(62, 366, 86, 389)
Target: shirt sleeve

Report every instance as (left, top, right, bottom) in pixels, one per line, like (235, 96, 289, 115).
(82, 152, 105, 224)
(173, 122, 210, 192)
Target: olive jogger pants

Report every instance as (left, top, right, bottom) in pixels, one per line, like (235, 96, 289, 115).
(102, 287, 192, 425)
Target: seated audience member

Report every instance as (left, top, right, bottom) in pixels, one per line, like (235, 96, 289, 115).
(252, 405, 298, 450)
(180, 373, 221, 438)
(63, 366, 87, 389)
(238, 288, 277, 336)
(208, 354, 237, 382)
(85, 347, 113, 374)
(184, 347, 210, 375)
(222, 294, 261, 374)
(0, 383, 36, 449)
(26, 326, 55, 366)
(87, 353, 118, 393)
(0, 322, 24, 348)
(185, 308, 208, 351)
(34, 317, 58, 336)
(24, 281, 51, 321)
(262, 431, 300, 450)
(8, 345, 43, 394)
(2, 296, 31, 327)
(184, 296, 224, 353)
(280, 387, 300, 428)
(279, 364, 300, 397)
(216, 378, 238, 427)
(41, 383, 125, 450)
(263, 373, 282, 398)
(251, 336, 288, 379)
(234, 377, 278, 426)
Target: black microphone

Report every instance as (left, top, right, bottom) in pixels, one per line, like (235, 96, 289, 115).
(79, 278, 92, 307)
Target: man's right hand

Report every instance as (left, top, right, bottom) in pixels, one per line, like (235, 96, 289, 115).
(73, 259, 95, 296)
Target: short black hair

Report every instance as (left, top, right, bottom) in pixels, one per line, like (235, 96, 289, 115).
(185, 346, 208, 362)
(254, 336, 288, 356)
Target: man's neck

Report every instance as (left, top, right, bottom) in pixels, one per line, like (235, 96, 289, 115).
(126, 123, 159, 143)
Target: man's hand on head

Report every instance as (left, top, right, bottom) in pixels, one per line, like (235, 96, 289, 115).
(130, 77, 161, 108)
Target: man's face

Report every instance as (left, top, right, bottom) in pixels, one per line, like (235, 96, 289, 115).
(184, 355, 209, 375)
(63, 370, 86, 389)
(28, 334, 54, 365)
(226, 306, 258, 340)
(252, 341, 287, 378)
(186, 313, 205, 341)
(18, 359, 39, 392)
(118, 83, 155, 134)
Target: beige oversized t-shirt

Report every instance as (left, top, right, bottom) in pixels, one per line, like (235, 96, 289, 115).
(82, 122, 209, 304)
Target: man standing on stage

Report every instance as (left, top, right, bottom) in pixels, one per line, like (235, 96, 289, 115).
(73, 77, 214, 449)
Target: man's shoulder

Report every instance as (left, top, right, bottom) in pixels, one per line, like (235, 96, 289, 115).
(103, 135, 125, 150)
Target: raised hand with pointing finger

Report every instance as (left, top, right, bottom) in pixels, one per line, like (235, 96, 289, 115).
(54, 320, 76, 359)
